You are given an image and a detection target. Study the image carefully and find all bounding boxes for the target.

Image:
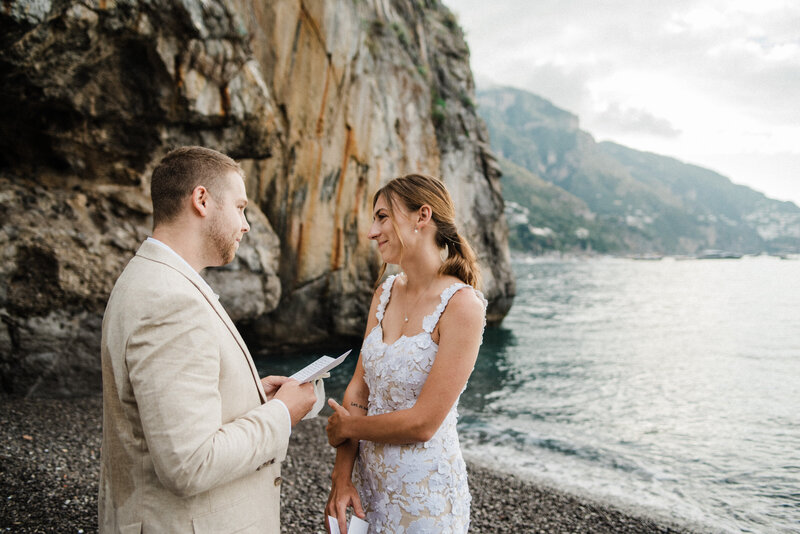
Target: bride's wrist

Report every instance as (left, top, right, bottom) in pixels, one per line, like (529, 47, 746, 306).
(343, 417, 354, 440)
(331, 469, 352, 483)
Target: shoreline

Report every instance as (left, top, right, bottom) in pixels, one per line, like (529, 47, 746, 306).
(461, 452, 717, 534)
(2, 396, 698, 533)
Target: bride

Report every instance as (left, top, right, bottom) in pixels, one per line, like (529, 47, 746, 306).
(325, 174, 487, 534)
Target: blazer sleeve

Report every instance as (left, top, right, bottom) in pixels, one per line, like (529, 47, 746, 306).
(125, 289, 291, 498)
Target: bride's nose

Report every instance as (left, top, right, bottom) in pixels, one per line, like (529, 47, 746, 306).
(368, 222, 380, 240)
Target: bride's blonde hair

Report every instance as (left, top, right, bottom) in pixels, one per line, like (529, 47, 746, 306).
(372, 174, 481, 289)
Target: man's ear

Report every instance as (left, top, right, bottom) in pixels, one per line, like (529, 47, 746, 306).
(191, 186, 210, 217)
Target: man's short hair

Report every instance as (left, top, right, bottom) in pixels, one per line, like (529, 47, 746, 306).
(150, 146, 243, 228)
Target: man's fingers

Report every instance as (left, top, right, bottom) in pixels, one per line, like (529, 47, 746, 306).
(262, 375, 290, 392)
(265, 375, 290, 384)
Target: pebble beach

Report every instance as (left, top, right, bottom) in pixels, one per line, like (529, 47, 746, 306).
(1, 396, 694, 533)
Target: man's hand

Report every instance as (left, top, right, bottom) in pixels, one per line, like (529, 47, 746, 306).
(261, 375, 291, 400)
(273, 379, 316, 426)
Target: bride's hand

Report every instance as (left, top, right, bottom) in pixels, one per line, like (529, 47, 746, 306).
(326, 399, 351, 447)
(325, 476, 365, 534)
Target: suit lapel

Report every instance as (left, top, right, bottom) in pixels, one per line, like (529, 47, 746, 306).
(135, 240, 268, 403)
(190, 280, 268, 404)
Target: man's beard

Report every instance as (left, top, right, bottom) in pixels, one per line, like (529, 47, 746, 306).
(208, 214, 238, 265)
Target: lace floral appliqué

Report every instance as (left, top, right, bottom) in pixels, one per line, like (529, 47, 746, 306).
(354, 276, 487, 534)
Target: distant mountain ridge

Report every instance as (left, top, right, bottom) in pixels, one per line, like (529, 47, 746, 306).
(478, 85, 800, 255)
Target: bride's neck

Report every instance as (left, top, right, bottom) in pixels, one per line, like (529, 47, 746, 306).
(401, 249, 443, 291)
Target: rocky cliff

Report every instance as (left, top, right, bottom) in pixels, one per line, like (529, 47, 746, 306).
(0, 0, 514, 396)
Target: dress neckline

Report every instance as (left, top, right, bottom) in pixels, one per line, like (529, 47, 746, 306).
(374, 275, 470, 347)
(374, 325, 437, 349)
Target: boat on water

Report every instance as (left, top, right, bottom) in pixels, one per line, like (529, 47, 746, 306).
(697, 249, 743, 259)
(629, 254, 663, 261)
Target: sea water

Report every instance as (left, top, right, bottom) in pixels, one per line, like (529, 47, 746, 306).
(460, 255, 800, 533)
(257, 255, 800, 533)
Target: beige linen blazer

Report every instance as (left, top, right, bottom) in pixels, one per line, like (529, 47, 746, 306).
(99, 240, 291, 534)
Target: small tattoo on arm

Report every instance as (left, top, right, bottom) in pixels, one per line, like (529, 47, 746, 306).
(350, 402, 368, 412)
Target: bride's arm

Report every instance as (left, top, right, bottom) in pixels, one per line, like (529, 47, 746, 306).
(327, 289, 484, 446)
(325, 359, 368, 532)
(325, 287, 383, 532)
(330, 359, 369, 477)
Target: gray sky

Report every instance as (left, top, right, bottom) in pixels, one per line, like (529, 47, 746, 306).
(445, 0, 800, 205)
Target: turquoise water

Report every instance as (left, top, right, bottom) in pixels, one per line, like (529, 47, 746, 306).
(257, 255, 800, 533)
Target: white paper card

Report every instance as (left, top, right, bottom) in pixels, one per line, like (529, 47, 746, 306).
(347, 515, 369, 534)
(327, 515, 369, 534)
(290, 350, 352, 384)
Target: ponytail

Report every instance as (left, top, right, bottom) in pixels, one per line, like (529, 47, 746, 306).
(436, 221, 481, 289)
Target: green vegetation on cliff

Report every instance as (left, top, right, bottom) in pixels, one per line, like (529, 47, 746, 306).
(500, 157, 626, 253)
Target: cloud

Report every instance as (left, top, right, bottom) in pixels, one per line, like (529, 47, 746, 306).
(593, 103, 682, 138)
(513, 62, 598, 117)
(445, 0, 800, 203)
(449, 0, 800, 124)
(699, 36, 800, 124)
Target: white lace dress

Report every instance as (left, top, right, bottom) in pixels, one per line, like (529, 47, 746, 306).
(353, 275, 487, 534)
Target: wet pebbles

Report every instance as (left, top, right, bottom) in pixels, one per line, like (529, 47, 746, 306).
(1, 396, 693, 533)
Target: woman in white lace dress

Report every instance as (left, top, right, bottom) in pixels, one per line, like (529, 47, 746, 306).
(325, 174, 487, 534)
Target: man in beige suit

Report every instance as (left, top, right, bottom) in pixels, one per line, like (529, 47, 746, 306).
(99, 146, 317, 533)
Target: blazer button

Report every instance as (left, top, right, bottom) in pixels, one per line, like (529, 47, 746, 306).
(273, 476, 282, 487)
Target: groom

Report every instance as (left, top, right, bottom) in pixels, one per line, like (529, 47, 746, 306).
(99, 146, 317, 533)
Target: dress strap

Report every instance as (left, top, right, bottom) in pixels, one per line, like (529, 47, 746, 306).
(375, 274, 399, 325)
(422, 283, 488, 334)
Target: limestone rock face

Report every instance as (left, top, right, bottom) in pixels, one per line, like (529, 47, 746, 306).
(0, 0, 514, 396)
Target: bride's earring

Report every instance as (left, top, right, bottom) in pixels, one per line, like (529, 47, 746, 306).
(414, 226, 418, 233)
